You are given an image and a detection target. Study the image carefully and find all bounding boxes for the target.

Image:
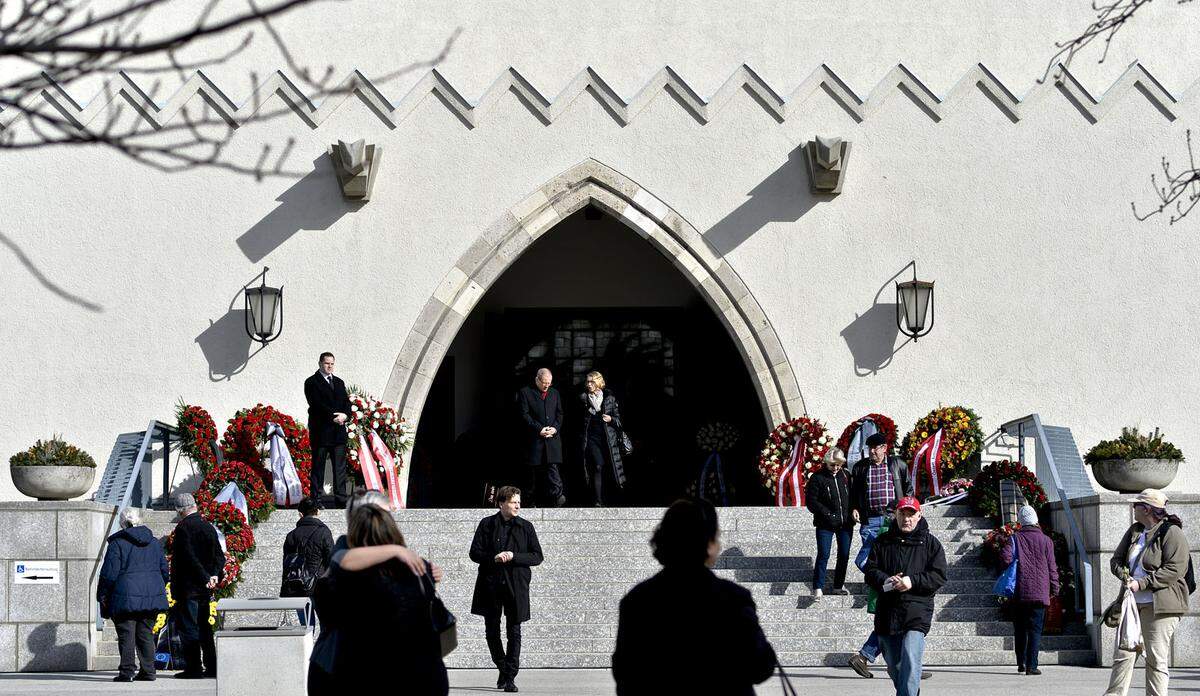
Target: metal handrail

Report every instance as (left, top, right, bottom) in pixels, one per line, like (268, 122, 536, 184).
(95, 420, 179, 631)
(998, 414, 1093, 626)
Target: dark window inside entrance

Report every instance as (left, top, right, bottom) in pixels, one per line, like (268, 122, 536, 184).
(409, 208, 771, 507)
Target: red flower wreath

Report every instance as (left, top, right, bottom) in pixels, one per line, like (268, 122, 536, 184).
(757, 417, 831, 501)
(176, 402, 220, 475)
(835, 413, 899, 463)
(220, 404, 312, 503)
(198, 458, 275, 524)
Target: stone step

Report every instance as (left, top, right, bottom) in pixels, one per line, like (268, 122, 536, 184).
(436, 649, 1096, 669)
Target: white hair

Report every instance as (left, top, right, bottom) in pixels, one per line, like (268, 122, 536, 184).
(346, 489, 392, 525)
(119, 508, 142, 529)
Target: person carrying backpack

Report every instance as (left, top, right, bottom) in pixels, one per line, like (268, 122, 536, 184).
(282, 497, 334, 627)
(1105, 489, 1192, 696)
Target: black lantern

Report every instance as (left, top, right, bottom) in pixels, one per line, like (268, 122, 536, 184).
(244, 267, 284, 345)
(895, 263, 935, 341)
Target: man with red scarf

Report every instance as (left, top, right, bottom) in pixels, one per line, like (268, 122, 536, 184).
(515, 368, 566, 506)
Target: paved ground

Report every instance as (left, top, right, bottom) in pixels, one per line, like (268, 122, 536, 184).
(0, 667, 1190, 695)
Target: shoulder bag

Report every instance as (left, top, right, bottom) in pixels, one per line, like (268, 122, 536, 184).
(419, 562, 458, 657)
(993, 534, 1019, 598)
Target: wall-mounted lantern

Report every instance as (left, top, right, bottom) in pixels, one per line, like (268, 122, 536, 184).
(895, 263, 935, 341)
(804, 135, 852, 194)
(244, 267, 284, 345)
(329, 138, 382, 201)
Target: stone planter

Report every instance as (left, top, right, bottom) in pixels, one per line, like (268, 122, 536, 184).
(10, 465, 96, 501)
(1091, 458, 1180, 493)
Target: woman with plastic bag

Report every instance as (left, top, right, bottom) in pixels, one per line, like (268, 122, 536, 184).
(1104, 489, 1191, 696)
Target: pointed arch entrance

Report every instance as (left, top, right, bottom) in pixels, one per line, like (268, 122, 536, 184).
(384, 159, 804, 499)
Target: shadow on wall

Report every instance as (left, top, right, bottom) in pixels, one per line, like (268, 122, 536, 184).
(23, 623, 87, 672)
(703, 146, 835, 257)
(840, 263, 916, 376)
(236, 154, 365, 263)
(0, 232, 104, 313)
(195, 270, 271, 381)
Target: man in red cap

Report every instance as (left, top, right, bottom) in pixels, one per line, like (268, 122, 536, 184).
(863, 496, 947, 696)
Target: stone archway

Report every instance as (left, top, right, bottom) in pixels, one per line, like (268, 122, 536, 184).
(384, 159, 804, 490)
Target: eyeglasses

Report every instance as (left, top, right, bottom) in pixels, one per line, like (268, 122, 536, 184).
(1133, 502, 1148, 510)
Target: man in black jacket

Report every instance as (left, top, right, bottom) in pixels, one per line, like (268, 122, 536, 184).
(470, 486, 543, 693)
(864, 497, 947, 696)
(169, 494, 226, 679)
(280, 497, 334, 627)
(514, 368, 565, 507)
(304, 352, 353, 508)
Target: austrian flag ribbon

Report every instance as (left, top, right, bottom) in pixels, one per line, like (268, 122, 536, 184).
(369, 430, 404, 510)
(776, 436, 806, 507)
(356, 435, 385, 493)
(910, 428, 944, 497)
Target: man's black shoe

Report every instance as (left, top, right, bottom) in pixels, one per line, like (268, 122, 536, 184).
(112, 675, 134, 682)
(497, 672, 507, 689)
(1027, 668, 1042, 676)
(174, 672, 204, 680)
(503, 679, 519, 693)
(921, 671, 932, 679)
(133, 672, 156, 682)
(554, 495, 567, 508)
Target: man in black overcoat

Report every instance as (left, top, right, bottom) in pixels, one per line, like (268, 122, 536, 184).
(514, 368, 565, 507)
(169, 494, 226, 679)
(470, 486, 543, 693)
(304, 352, 353, 508)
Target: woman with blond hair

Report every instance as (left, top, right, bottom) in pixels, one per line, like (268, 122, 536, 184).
(579, 370, 628, 506)
(805, 447, 854, 596)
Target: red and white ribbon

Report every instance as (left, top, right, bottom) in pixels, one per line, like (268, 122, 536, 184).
(776, 436, 806, 507)
(357, 435, 384, 493)
(369, 430, 404, 510)
(910, 428, 944, 497)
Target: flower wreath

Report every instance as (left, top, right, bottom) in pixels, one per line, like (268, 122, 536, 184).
(345, 389, 412, 476)
(696, 422, 740, 453)
(198, 458, 275, 524)
(220, 404, 312, 499)
(757, 417, 830, 503)
(835, 413, 899, 463)
(195, 496, 256, 559)
(967, 459, 1048, 519)
(900, 405, 984, 480)
(176, 401, 219, 476)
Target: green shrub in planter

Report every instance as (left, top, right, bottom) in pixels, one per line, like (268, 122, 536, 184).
(1084, 427, 1183, 464)
(9, 436, 97, 468)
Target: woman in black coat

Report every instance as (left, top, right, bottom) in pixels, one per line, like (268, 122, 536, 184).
(97, 509, 169, 682)
(579, 370, 627, 506)
(612, 499, 777, 696)
(309, 505, 448, 696)
(806, 447, 854, 596)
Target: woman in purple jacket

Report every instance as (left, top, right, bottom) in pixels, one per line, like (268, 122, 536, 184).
(1002, 505, 1060, 675)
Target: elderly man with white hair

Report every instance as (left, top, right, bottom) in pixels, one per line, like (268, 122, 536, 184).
(515, 367, 566, 507)
(1105, 489, 1192, 696)
(97, 508, 169, 682)
(169, 493, 225, 679)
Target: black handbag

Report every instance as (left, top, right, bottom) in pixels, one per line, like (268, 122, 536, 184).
(420, 564, 458, 657)
(620, 431, 634, 456)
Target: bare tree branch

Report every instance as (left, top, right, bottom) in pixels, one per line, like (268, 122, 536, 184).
(1133, 129, 1200, 224)
(1039, 0, 1193, 83)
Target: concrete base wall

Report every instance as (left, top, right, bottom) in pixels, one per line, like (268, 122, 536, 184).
(0, 502, 115, 672)
(1050, 493, 1200, 667)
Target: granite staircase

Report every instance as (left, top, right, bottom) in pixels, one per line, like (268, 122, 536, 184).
(211, 504, 1094, 669)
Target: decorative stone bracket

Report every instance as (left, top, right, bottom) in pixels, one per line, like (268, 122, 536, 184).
(328, 139, 382, 201)
(804, 135, 851, 194)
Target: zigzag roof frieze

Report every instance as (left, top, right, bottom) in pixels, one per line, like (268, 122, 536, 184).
(1, 62, 1195, 131)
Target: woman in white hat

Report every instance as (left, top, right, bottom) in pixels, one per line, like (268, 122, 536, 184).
(1105, 488, 1190, 696)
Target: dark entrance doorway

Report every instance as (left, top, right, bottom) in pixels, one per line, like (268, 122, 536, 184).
(409, 209, 771, 507)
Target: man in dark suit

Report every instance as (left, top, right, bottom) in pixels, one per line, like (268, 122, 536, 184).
(169, 494, 225, 679)
(470, 486, 543, 693)
(304, 352, 353, 508)
(515, 368, 565, 507)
